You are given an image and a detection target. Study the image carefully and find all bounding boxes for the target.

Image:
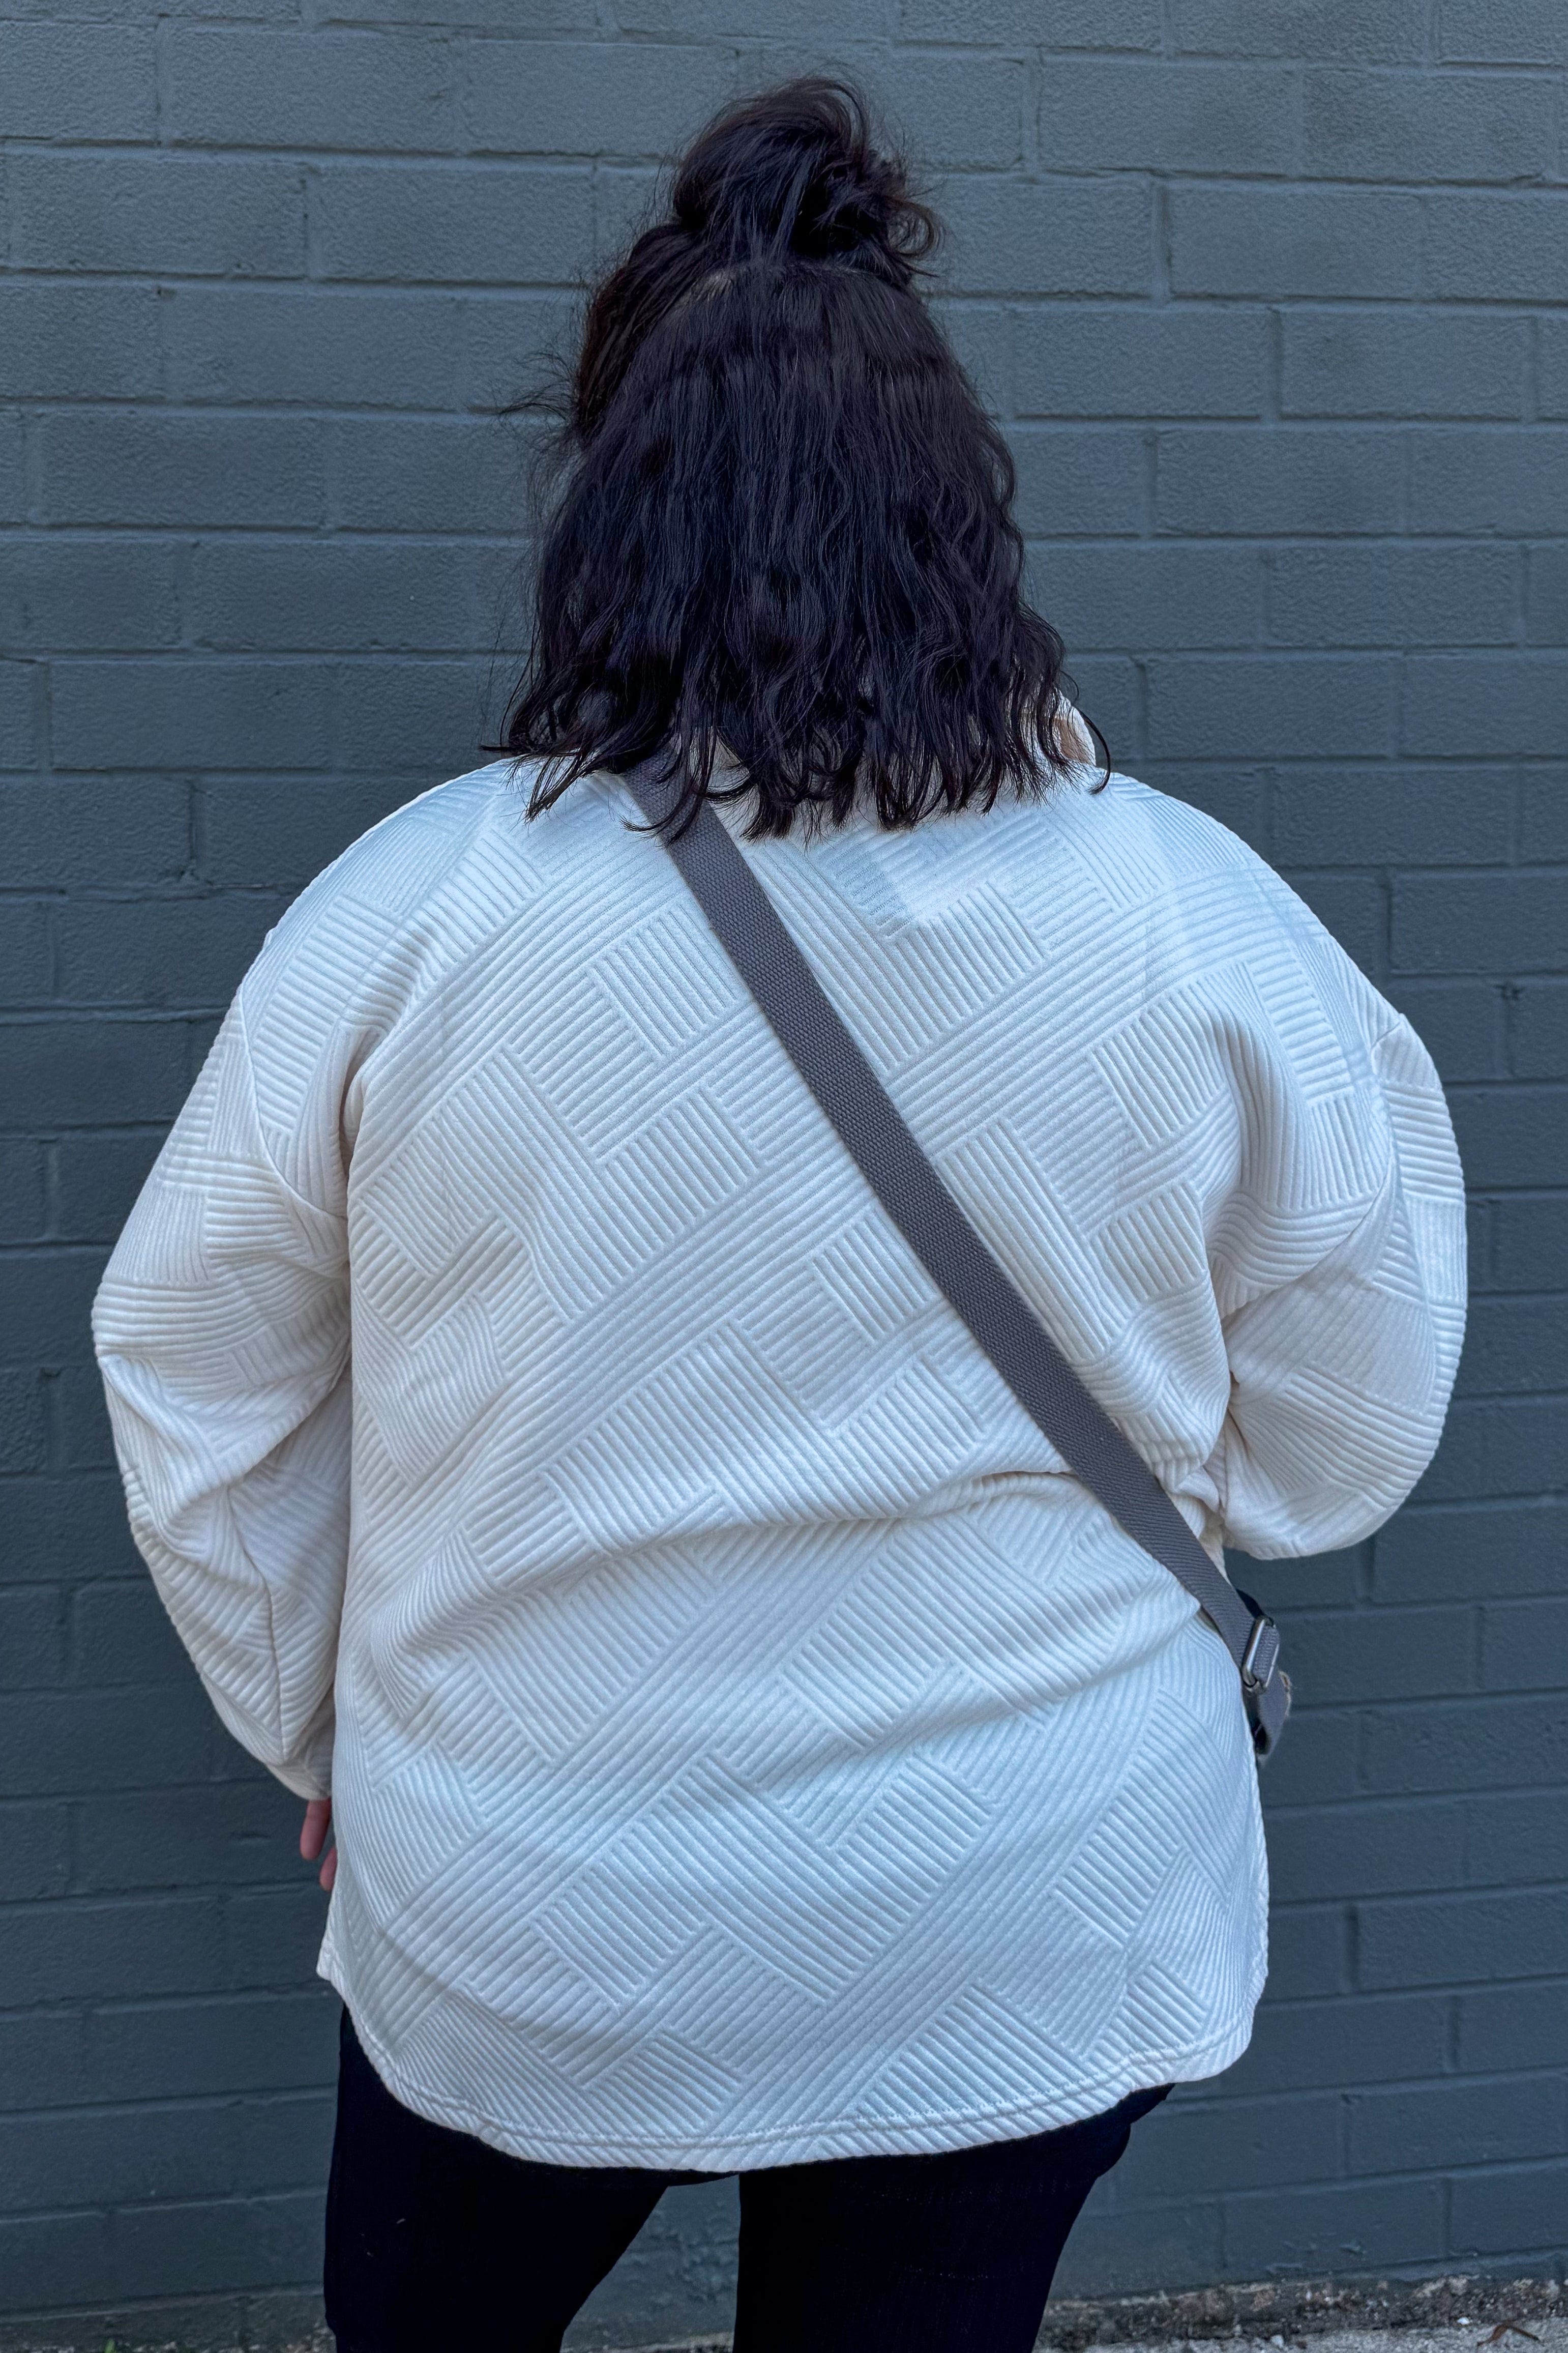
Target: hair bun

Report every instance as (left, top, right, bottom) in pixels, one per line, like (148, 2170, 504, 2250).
(670, 78, 935, 288)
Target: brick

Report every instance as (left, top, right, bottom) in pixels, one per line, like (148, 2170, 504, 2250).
(930, 300, 1010, 416)
(937, 176, 1151, 298)
(1018, 309, 1268, 421)
(1039, 61, 1299, 175)
(200, 776, 400, 892)
(1395, 878, 1566, 975)
(1374, 1500, 1568, 1602)
(1158, 429, 1405, 536)
(69, 1580, 192, 1693)
(1225, 2175, 1445, 2271)
(53, 1131, 167, 1238)
(56, 892, 283, 1008)
(1007, 427, 1147, 538)
(0, 1140, 47, 1244)
(1034, 545, 1260, 652)
(1061, 655, 1140, 766)
(1405, 657, 1568, 761)
(0, 1017, 189, 1133)
(1170, 187, 1421, 300)
(1281, 874, 1388, 973)
(1463, 1789, 1568, 1889)
(58, 1362, 113, 1471)
(1266, 1904, 1352, 1999)
(1148, 655, 1398, 761)
(0, 2007, 84, 2109)
(166, 26, 458, 150)
(0, 1800, 70, 1902)
(1456, 1980, 1568, 2072)
(1305, 69, 1557, 182)
(314, 161, 594, 285)
(9, 155, 305, 280)
(0, 1896, 224, 2005)
(1277, 768, 1510, 864)
(1269, 1797, 1467, 1901)
(73, 1779, 305, 1894)
(1543, 321, 1568, 420)
(1459, 1296, 1568, 1397)
(1381, 982, 1504, 1086)
(1451, 2161, 1568, 2256)
(880, 55, 1028, 171)
(4, 777, 189, 890)
(111, 2187, 323, 2299)
(1283, 313, 1527, 422)
(0, 540, 180, 654)
(1409, 430, 1568, 535)
(0, 1681, 215, 1798)
(39, 414, 325, 532)
(4, 1247, 100, 1363)
(1438, 0, 1568, 61)
(330, 657, 490, 770)
(1513, 985, 1568, 1081)
(0, 284, 160, 401)
(1141, 765, 1269, 855)
(0, 898, 50, 1006)
(0, 2210, 115, 2312)
(0, 1473, 146, 1587)
(1173, 0, 1426, 60)
(1481, 1596, 1568, 1693)
(1426, 195, 1568, 305)
(1521, 774, 1568, 861)
(1414, 1396, 1568, 1499)
(1277, 1606, 1477, 1708)
(1526, 546, 1568, 647)
(164, 288, 465, 410)
(0, 2098, 235, 2216)
(84, 1988, 338, 2101)
(1253, 1708, 1363, 1809)
(1054, 2195, 1225, 2299)
(460, 33, 734, 158)
(223, 1886, 332, 1990)
(0, 1584, 65, 1687)
(1225, 1991, 1451, 2096)
(457, 287, 589, 413)
(0, 23, 156, 137)
(53, 660, 331, 774)
(903, 0, 1162, 41)
(328, 418, 529, 534)
(1118, 2090, 1344, 2199)
(1349, 2074, 1563, 2178)
(0, 409, 23, 525)
(0, 662, 42, 771)
(1362, 1693, 1567, 1796)
(1276, 546, 1520, 647)
(190, 541, 499, 655)
(1358, 1886, 1568, 1988)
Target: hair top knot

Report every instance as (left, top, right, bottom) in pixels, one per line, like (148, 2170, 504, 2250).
(669, 77, 937, 288)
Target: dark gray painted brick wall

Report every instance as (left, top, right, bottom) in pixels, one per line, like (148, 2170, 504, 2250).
(1, 2, 1564, 2345)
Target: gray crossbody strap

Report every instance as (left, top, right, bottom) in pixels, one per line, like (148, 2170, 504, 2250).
(623, 754, 1290, 1759)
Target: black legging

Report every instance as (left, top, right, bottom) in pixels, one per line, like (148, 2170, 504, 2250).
(325, 2007, 1170, 2352)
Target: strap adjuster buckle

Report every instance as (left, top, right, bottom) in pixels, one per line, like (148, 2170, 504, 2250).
(1240, 1610, 1281, 1693)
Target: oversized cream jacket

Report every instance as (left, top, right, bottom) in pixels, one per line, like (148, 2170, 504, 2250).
(92, 752, 1466, 2168)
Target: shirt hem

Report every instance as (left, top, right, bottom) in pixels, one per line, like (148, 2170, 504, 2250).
(317, 1943, 1261, 2172)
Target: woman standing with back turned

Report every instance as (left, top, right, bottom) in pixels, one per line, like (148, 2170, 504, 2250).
(93, 79, 1466, 2353)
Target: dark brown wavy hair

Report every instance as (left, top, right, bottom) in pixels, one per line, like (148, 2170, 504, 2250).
(499, 76, 1092, 841)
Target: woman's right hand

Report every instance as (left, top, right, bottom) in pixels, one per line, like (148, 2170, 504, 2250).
(301, 1795, 337, 1892)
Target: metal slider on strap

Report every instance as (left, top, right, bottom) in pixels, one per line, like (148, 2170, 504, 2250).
(1240, 1610, 1282, 1694)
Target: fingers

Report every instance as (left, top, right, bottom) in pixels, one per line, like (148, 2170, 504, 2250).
(320, 1843, 338, 1893)
(300, 1794, 332, 1862)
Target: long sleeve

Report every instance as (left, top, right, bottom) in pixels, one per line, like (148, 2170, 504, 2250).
(91, 983, 352, 1799)
(1210, 1008, 1467, 1560)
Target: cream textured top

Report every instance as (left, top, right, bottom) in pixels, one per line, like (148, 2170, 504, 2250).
(92, 753, 1466, 2169)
